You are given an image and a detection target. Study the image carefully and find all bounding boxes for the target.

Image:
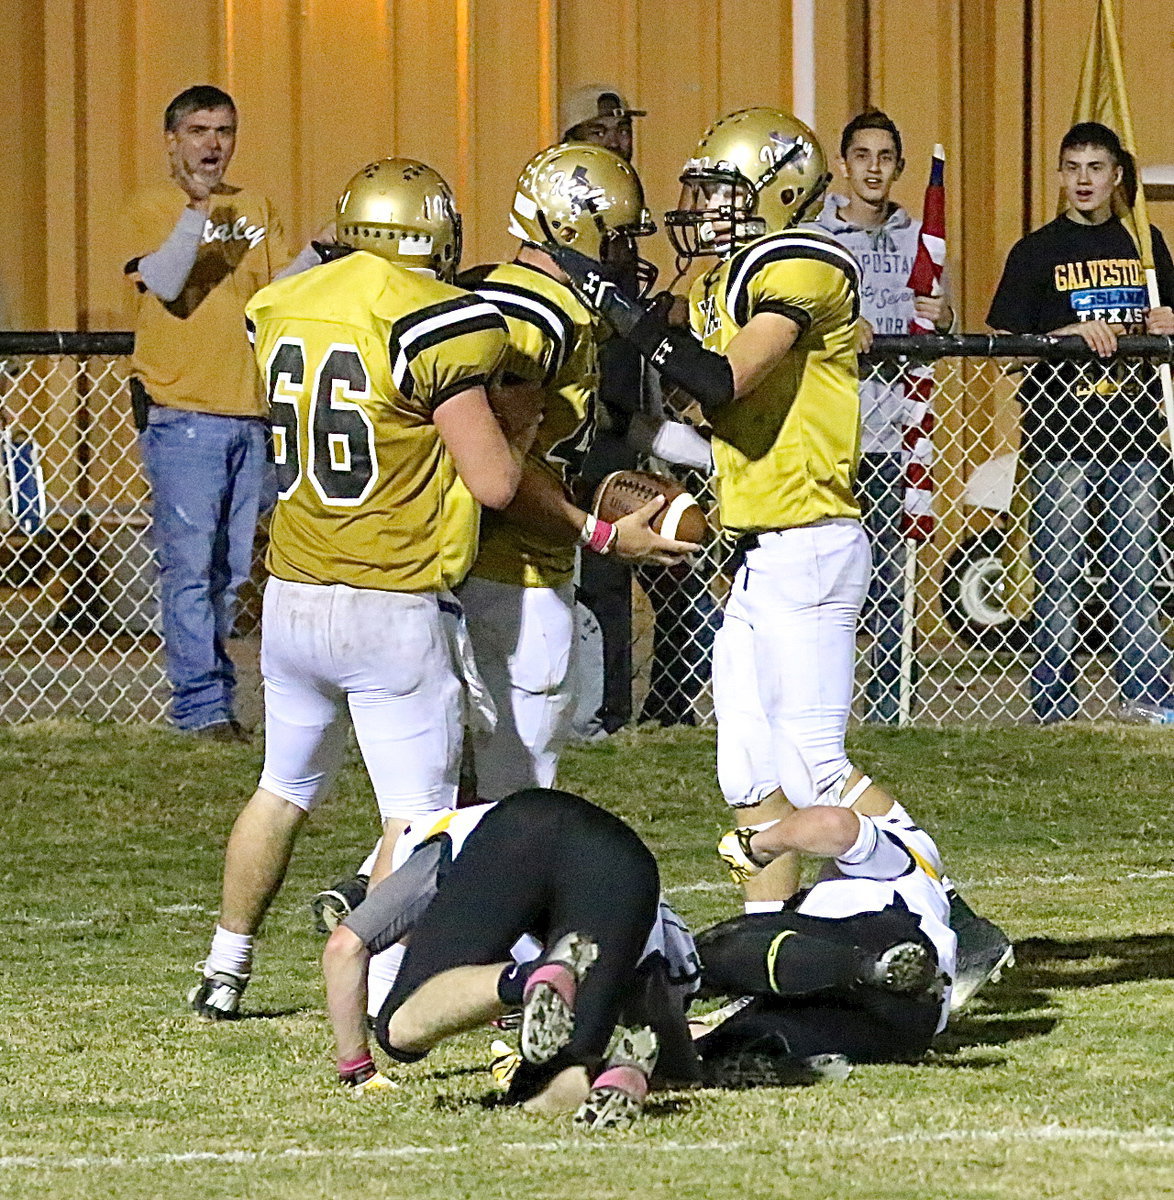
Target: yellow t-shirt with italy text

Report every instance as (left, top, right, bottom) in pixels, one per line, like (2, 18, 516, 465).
(124, 182, 290, 417)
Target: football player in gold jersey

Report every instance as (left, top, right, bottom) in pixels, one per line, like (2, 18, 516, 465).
(555, 110, 1014, 1006)
(189, 158, 533, 1020)
(457, 142, 700, 802)
(308, 146, 700, 988)
(554, 110, 876, 860)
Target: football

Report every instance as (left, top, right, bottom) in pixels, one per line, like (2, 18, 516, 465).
(592, 470, 710, 545)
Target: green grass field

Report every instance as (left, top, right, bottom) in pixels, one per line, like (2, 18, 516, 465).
(2, 722, 1173, 1200)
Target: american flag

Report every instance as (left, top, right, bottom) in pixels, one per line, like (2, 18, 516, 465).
(900, 145, 946, 543)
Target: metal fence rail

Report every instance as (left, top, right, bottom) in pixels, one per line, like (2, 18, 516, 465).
(630, 334, 1174, 727)
(1, 332, 1172, 726)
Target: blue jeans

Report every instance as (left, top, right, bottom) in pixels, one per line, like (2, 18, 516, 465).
(858, 452, 908, 724)
(1029, 458, 1173, 723)
(139, 406, 271, 730)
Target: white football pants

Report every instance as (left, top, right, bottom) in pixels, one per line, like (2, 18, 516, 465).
(258, 577, 462, 822)
(714, 519, 871, 809)
(459, 575, 577, 801)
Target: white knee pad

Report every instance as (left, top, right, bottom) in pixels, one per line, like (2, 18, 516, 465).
(811, 764, 873, 809)
(375, 789, 456, 826)
(257, 768, 335, 813)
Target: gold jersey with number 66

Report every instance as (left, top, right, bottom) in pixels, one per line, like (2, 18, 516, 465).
(246, 250, 507, 593)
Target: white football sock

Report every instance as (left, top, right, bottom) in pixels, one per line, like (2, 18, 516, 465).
(358, 838, 383, 879)
(205, 926, 253, 978)
(367, 942, 406, 1017)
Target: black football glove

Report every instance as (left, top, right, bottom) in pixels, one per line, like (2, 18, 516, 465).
(547, 244, 645, 336)
(547, 244, 735, 418)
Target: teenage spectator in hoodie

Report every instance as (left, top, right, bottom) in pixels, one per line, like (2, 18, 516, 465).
(803, 111, 954, 724)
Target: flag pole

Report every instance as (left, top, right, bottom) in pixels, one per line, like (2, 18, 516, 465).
(898, 539, 917, 726)
(897, 142, 947, 727)
(1087, 0, 1174, 455)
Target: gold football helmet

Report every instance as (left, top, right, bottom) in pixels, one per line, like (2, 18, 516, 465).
(665, 108, 830, 260)
(335, 158, 462, 280)
(508, 142, 655, 270)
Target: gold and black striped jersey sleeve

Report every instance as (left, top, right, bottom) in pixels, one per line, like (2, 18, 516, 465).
(724, 229, 861, 334)
(388, 292, 508, 411)
(457, 264, 575, 386)
(457, 260, 599, 589)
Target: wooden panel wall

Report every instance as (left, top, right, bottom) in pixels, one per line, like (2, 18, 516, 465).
(3, 0, 1173, 332)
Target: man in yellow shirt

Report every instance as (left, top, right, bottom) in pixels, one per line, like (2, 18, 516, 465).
(124, 86, 290, 740)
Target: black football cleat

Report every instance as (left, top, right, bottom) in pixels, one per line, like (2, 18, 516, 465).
(310, 874, 370, 934)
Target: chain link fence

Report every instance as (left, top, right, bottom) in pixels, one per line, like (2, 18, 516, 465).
(630, 334, 1174, 727)
(1, 332, 1172, 726)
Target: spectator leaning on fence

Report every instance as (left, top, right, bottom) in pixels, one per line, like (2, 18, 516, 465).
(802, 110, 954, 725)
(123, 86, 289, 740)
(987, 120, 1174, 725)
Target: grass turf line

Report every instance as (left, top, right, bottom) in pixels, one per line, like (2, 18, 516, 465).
(0, 722, 1172, 1200)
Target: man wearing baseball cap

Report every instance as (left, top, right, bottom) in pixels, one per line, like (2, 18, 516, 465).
(561, 83, 717, 740)
(561, 84, 645, 162)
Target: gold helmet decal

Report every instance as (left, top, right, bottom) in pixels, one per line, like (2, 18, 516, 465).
(666, 108, 830, 260)
(335, 158, 463, 280)
(508, 142, 655, 262)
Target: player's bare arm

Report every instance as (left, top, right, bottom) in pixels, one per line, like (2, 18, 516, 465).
(718, 806, 867, 889)
(434, 385, 527, 510)
(722, 310, 802, 397)
(753, 806, 864, 862)
(501, 462, 700, 565)
(323, 925, 373, 1064)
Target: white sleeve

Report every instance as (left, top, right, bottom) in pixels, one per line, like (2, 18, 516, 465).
(648, 418, 713, 469)
(137, 207, 204, 302)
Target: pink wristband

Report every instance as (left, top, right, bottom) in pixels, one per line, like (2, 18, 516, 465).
(586, 518, 615, 555)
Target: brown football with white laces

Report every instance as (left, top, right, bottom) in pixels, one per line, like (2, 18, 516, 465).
(592, 470, 709, 545)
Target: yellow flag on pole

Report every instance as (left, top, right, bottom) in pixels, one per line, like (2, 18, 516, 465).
(1069, 0, 1174, 457)
(1069, 0, 1153, 269)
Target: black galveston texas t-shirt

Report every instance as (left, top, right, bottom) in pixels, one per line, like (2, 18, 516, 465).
(987, 214, 1174, 462)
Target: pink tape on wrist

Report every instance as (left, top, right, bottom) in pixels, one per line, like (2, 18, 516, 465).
(592, 1064, 649, 1101)
(586, 518, 615, 555)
